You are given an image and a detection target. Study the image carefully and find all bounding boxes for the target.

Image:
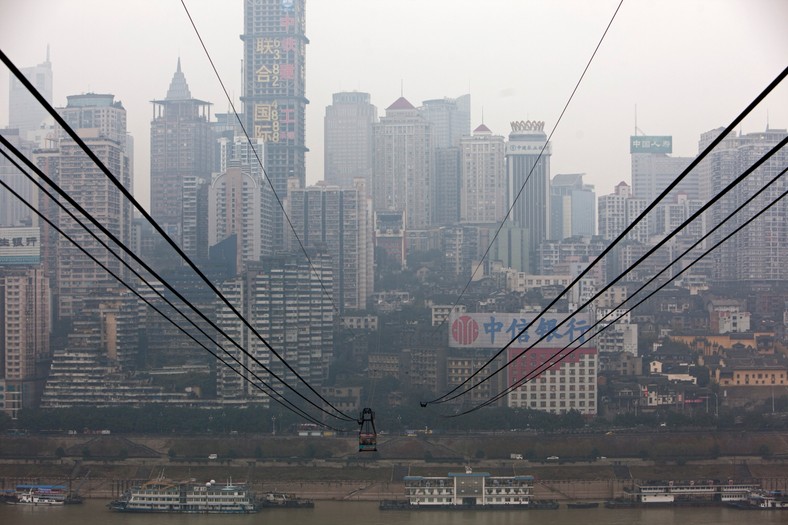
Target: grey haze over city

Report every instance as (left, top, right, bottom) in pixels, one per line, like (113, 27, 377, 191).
(1, 0, 786, 207)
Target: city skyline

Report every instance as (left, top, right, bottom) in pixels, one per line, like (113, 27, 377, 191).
(0, 0, 786, 212)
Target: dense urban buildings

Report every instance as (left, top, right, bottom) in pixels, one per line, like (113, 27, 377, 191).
(216, 253, 334, 403)
(698, 127, 788, 283)
(150, 59, 213, 260)
(284, 178, 374, 313)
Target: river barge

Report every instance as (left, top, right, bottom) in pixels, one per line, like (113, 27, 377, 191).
(729, 490, 788, 510)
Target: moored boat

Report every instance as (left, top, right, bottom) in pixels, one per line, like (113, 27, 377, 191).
(259, 491, 314, 508)
(108, 478, 257, 513)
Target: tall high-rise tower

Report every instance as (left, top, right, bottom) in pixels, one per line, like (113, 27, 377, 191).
(8, 48, 53, 136)
(41, 94, 133, 319)
(150, 59, 213, 260)
(630, 135, 695, 202)
(421, 95, 470, 226)
(506, 120, 551, 272)
(698, 127, 788, 282)
(460, 123, 506, 224)
(285, 178, 374, 312)
(242, 0, 308, 252)
(324, 91, 377, 188)
(373, 97, 432, 230)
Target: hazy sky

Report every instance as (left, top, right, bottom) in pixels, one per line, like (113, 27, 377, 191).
(1, 0, 786, 210)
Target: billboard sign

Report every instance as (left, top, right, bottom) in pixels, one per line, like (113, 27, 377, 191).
(449, 312, 592, 349)
(0, 227, 40, 266)
(630, 135, 672, 154)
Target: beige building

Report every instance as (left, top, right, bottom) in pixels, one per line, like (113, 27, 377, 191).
(460, 124, 506, 224)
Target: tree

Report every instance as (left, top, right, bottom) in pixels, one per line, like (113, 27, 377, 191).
(55, 447, 66, 459)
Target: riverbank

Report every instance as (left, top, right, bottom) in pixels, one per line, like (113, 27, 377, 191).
(0, 431, 786, 501)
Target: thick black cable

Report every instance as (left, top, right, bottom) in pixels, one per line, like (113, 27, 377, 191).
(0, 166, 342, 431)
(455, 177, 788, 416)
(432, 0, 625, 336)
(0, 135, 353, 424)
(423, 65, 788, 405)
(178, 0, 339, 316)
(433, 134, 787, 406)
(0, 49, 356, 423)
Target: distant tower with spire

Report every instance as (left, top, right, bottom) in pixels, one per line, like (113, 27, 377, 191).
(150, 58, 213, 260)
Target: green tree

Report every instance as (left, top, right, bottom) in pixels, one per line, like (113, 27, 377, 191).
(55, 447, 66, 459)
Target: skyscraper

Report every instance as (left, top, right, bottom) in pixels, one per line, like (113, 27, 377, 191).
(150, 59, 213, 260)
(421, 95, 470, 226)
(698, 127, 788, 282)
(46, 94, 133, 320)
(550, 173, 596, 240)
(216, 252, 334, 403)
(7, 48, 53, 136)
(630, 135, 696, 202)
(0, 228, 49, 418)
(324, 91, 377, 188)
(285, 178, 374, 312)
(506, 120, 551, 272)
(597, 181, 648, 244)
(373, 97, 432, 230)
(209, 159, 264, 275)
(460, 124, 506, 225)
(242, 0, 308, 252)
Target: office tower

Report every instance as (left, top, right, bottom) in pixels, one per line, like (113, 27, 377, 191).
(285, 178, 374, 312)
(597, 181, 649, 244)
(421, 95, 470, 226)
(7, 48, 53, 136)
(243, 0, 308, 252)
(630, 135, 695, 202)
(459, 124, 506, 225)
(506, 120, 551, 272)
(698, 127, 788, 282)
(0, 227, 49, 418)
(216, 252, 334, 403)
(373, 97, 432, 229)
(208, 157, 264, 275)
(150, 59, 213, 259)
(39, 94, 133, 320)
(324, 91, 377, 188)
(550, 173, 596, 240)
(420, 95, 470, 148)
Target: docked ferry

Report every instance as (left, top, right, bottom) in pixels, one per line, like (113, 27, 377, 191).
(622, 479, 759, 505)
(730, 490, 788, 510)
(6, 485, 68, 506)
(380, 467, 557, 510)
(108, 479, 257, 513)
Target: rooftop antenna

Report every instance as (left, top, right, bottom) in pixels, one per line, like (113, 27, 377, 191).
(766, 109, 770, 131)
(481, 106, 485, 125)
(400, 78, 403, 97)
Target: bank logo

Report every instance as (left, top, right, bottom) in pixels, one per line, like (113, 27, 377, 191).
(451, 315, 479, 345)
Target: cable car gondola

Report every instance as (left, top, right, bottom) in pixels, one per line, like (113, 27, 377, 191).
(358, 407, 377, 452)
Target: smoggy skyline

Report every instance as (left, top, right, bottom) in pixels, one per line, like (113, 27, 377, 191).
(1, 0, 786, 210)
